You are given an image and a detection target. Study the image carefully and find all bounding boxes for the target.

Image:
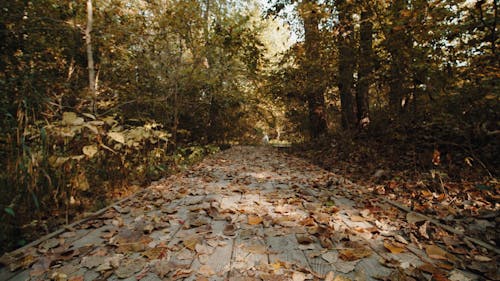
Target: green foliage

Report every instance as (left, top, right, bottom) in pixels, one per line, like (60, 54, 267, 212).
(0, 0, 277, 254)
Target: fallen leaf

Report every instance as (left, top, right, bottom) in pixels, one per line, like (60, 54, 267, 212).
(183, 235, 200, 251)
(384, 241, 406, 254)
(81, 256, 106, 269)
(449, 270, 473, 281)
(425, 245, 449, 260)
(419, 221, 430, 239)
(296, 234, 314, 244)
(338, 248, 372, 261)
(292, 271, 306, 281)
(114, 258, 145, 279)
(143, 247, 168, 260)
(418, 263, 441, 274)
(50, 272, 68, 281)
(300, 217, 316, 226)
(248, 215, 263, 225)
(223, 223, 237, 236)
(432, 271, 451, 281)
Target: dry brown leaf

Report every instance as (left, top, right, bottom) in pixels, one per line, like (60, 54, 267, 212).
(384, 241, 406, 254)
(248, 215, 263, 225)
(425, 245, 448, 260)
(81, 256, 106, 269)
(432, 271, 451, 281)
(223, 223, 237, 236)
(300, 217, 316, 226)
(436, 262, 454, 270)
(183, 235, 200, 251)
(419, 221, 430, 239)
(296, 234, 314, 244)
(142, 246, 167, 260)
(114, 259, 145, 279)
(419, 263, 439, 274)
(338, 248, 372, 261)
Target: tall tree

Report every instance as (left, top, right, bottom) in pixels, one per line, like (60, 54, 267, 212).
(300, 0, 328, 138)
(336, 0, 357, 129)
(356, 7, 373, 127)
(387, 0, 411, 115)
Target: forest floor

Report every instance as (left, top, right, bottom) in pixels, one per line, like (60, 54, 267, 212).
(0, 146, 498, 281)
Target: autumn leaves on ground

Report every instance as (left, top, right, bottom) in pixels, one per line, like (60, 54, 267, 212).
(1, 0, 498, 280)
(1, 146, 497, 281)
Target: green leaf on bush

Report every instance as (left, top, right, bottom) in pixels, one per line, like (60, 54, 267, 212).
(4, 207, 15, 217)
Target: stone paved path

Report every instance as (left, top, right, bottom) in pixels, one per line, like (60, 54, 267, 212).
(0, 146, 481, 281)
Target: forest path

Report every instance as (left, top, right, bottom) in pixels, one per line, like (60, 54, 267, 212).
(1, 146, 482, 281)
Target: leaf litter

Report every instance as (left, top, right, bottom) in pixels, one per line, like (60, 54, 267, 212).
(0, 146, 494, 280)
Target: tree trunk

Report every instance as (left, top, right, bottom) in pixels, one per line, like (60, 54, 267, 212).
(337, 0, 357, 129)
(85, 0, 96, 113)
(356, 9, 372, 127)
(388, 0, 409, 115)
(302, 1, 327, 139)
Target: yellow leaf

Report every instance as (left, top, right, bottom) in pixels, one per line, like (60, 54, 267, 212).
(271, 261, 281, 270)
(248, 215, 263, 225)
(384, 241, 406, 254)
